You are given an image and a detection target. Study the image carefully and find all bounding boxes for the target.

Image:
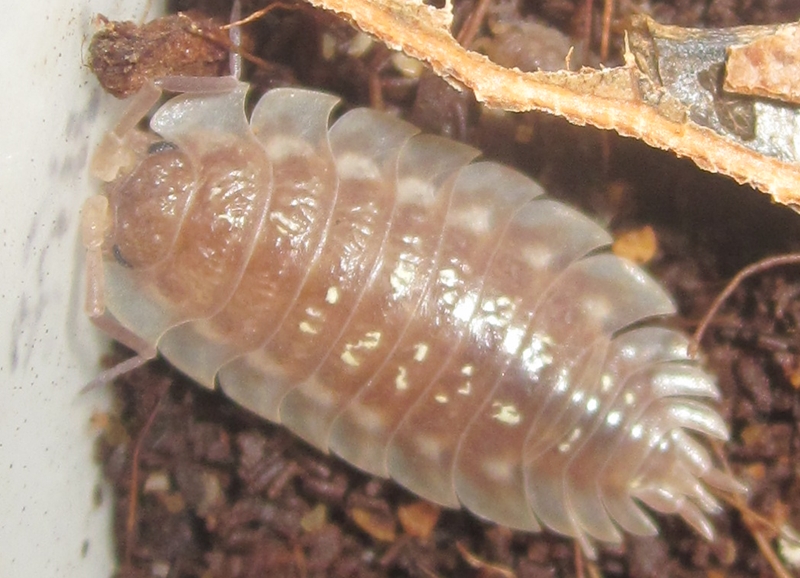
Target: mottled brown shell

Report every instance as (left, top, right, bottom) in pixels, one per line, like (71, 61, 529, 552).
(92, 82, 742, 554)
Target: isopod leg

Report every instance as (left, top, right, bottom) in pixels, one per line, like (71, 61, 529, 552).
(81, 195, 156, 388)
(153, 75, 241, 94)
(228, 0, 243, 79)
(91, 74, 243, 182)
(90, 82, 162, 182)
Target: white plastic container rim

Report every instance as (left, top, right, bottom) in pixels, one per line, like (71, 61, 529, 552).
(1, 2, 159, 576)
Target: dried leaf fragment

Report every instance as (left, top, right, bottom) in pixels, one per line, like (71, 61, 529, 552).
(349, 506, 397, 542)
(300, 503, 328, 532)
(302, 0, 800, 207)
(397, 501, 440, 539)
(612, 225, 658, 264)
(725, 24, 800, 106)
(629, 16, 800, 164)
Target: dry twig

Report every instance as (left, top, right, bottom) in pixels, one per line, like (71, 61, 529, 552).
(300, 0, 800, 208)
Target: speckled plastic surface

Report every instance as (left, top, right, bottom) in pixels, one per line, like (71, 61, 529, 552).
(0, 2, 154, 576)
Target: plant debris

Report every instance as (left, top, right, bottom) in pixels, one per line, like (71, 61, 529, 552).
(88, 13, 230, 98)
(629, 17, 800, 164)
(724, 23, 800, 106)
(301, 0, 800, 208)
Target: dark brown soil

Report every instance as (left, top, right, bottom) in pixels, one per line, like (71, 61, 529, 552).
(91, 1, 800, 576)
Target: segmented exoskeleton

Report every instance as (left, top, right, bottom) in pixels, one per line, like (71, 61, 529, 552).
(83, 77, 743, 556)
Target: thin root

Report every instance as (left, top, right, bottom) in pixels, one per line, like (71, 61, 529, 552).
(221, 2, 300, 29)
(455, 0, 493, 47)
(575, 539, 585, 578)
(123, 381, 171, 570)
(599, 0, 614, 62)
(690, 253, 800, 356)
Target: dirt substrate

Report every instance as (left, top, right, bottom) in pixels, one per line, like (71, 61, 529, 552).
(91, 1, 800, 576)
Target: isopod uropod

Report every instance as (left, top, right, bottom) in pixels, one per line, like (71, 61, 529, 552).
(83, 69, 744, 556)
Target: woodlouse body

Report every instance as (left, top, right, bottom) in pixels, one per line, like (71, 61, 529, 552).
(86, 80, 742, 554)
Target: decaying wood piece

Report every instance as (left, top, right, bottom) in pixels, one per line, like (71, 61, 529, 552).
(89, 14, 229, 98)
(300, 0, 800, 209)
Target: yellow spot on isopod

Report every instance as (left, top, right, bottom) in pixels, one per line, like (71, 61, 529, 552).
(435, 393, 448, 404)
(554, 369, 569, 393)
(395, 366, 408, 390)
(299, 321, 318, 334)
(413, 342, 429, 362)
(417, 434, 443, 460)
(519, 333, 554, 377)
(325, 286, 340, 304)
(451, 205, 491, 234)
(362, 331, 381, 348)
(491, 401, 521, 426)
(217, 211, 245, 228)
(502, 325, 525, 355)
(482, 457, 514, 482)
(351, 402, 385, 432)
(264, 137, 313, 162)
(583, 295, 612, 322)
(461, 365, 473, 376)
(340, 331, 382, 368)
(337, 153, 381, 181)
(397, 177, 436, 207)
(524, 245, 552, 270)
(438, 268, 457, 286)
(478, 296, 515, 328)
(453, 293, 477, 321)
(390, 259, 415, 298)
(341, 350, 359, 367)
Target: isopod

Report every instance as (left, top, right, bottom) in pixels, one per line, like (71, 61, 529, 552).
(83, 71, 745, 555)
